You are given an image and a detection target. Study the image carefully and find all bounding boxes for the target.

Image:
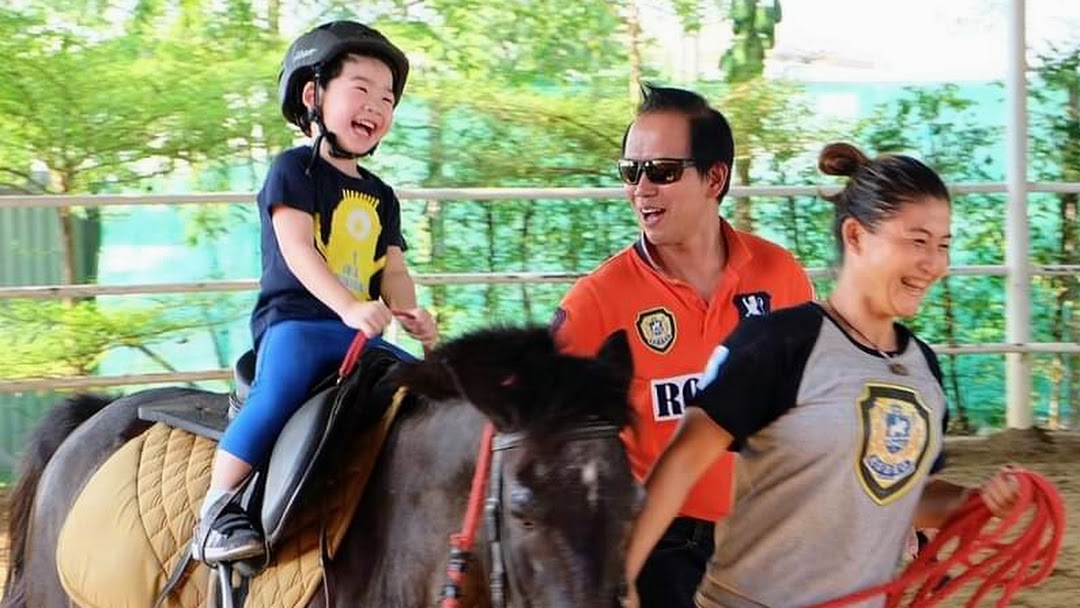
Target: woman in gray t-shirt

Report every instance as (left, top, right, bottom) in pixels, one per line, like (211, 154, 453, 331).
(624, 142, 1021, 608)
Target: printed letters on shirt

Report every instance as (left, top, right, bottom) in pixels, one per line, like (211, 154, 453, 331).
(650, 373, 702, 421)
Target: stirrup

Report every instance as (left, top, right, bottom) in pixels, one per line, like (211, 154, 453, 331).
(192, 493, 266, 564)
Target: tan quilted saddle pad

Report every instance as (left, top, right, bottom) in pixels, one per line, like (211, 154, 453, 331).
(57, 388, 404, 608)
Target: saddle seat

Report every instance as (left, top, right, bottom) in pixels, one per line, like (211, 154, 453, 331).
(137, 346, 403, 560)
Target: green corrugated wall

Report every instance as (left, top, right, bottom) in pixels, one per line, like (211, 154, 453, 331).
(0, 201, 100, 478)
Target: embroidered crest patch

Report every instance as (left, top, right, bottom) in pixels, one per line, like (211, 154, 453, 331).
(857, 383, 933, 505)
(733, 291, 772, 318)
(635, 307, 677, 354)
(550, 307, 568, 335)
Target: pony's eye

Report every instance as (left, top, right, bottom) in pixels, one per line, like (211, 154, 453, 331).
(509, 486, 534, 515)
(509, 486, 538, 525)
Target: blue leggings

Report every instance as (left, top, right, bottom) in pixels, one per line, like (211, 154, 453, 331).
(219, 318, 415, 466)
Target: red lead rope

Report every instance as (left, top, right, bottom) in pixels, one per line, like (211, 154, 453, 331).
(441, 423, 496, 608)
(810, 469, 1066, 608)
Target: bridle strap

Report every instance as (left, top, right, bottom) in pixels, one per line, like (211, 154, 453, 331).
(488, 422, 622, 608)
(440, 419, 622, 608)
(485, 445, 508, 608)
(493, 423, 622, 451)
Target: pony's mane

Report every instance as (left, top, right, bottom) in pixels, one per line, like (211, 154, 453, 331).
(395, 326, 632, 436)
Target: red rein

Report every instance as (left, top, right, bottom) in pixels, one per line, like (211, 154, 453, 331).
(812, 469, 1066, 608)
(343, 328, 489, 607)
(338, 333, 368, 378)
(440, 423, 496, 608)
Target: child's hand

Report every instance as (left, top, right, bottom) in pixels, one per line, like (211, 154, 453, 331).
(341, 300, 393, 337)
(393, 307, 438, 347)
(979, 465, 1022, 518)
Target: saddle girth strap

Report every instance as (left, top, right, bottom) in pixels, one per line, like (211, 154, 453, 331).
(153, 484, 247, 608)
(152, 546, 194, 608)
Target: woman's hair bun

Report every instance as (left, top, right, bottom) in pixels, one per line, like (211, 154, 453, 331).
(819, 142, 871, 177)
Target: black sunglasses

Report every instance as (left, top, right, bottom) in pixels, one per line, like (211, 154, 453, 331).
(617, 158, 697, 185)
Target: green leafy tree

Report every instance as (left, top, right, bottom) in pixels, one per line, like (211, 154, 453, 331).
(0, 1, 284, 281)
(0, 1, 283, 381)
(718, 77, 822, 232)
(0, 298, 235, 380)
(1031, 47, 1080, 429)
(719, 0, 781, 83)
(716, 0, 785, 231)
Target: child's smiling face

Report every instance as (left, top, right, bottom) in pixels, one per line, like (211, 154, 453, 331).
(306, 54, 396, 156)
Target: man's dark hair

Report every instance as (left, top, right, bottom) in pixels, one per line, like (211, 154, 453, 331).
(621, 83, 735, 202)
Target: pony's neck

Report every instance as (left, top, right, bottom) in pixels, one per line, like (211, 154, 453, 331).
(336, 397, 490, 605)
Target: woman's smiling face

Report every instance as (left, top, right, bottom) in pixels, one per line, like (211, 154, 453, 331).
(846, 195, 952, 318)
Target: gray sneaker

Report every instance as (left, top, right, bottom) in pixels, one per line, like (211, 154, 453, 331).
(191, 502, 265, 564)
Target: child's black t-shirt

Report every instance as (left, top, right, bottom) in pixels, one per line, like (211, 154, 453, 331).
(250, 146, 406, 346)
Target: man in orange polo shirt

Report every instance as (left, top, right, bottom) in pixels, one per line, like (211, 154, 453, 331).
(553, 84, 813, 608)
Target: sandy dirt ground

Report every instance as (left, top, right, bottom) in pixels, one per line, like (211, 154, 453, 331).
(0, 430, 1075, 605)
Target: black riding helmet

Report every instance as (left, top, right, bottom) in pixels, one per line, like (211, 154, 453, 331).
(278, 21, 410, 158)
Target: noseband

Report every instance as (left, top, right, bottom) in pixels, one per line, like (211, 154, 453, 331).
(440, 421, 622, 608)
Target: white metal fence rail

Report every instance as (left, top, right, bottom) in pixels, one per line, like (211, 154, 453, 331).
(1, 184, 1078, 415)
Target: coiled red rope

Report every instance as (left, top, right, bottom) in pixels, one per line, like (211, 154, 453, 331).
(811, 469, 1066, 608)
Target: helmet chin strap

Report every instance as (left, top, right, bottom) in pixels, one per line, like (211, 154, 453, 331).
(306, 117, 358, 175)
(305, 111, 380, 174)
(309, 76, 362, 160)
(304, 67, 384, 175)
(312, 113, 361, 159)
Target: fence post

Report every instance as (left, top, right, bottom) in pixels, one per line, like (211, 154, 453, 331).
(1005, 0, 1033, 429)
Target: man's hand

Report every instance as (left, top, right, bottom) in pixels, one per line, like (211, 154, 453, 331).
(340, 300, 393, 337)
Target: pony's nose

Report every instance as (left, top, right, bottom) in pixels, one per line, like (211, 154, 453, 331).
(615, 578, 629, 607)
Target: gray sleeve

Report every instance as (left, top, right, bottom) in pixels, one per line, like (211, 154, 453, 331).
(914, 336, 949, 474)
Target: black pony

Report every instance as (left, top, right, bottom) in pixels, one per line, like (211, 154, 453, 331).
(3, 326, 639, 607)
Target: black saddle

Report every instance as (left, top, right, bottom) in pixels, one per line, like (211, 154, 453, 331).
(134, 351, 257, 442)
(230, 350, 257, 417)
(138, 346, 403, 555)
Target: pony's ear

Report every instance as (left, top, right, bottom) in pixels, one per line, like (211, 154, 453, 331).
(391, 359, 458, 402)
(596, 330, 633, 386)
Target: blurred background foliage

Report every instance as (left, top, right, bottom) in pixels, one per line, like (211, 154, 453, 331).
(0, 0, 1077, 466)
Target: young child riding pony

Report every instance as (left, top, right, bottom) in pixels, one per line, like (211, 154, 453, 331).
(192, 20, 437, 564)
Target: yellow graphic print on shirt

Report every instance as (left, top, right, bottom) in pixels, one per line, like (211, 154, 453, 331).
(314, 189, 385, 301)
